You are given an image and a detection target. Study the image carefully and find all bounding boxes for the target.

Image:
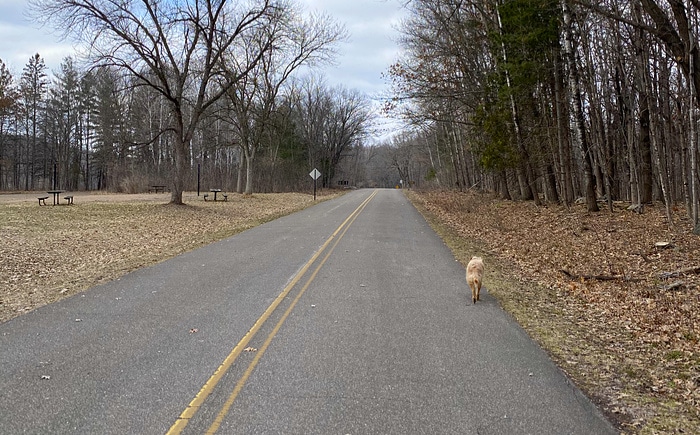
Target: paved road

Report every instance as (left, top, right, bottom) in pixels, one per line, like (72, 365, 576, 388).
(0, 189, 616, 434)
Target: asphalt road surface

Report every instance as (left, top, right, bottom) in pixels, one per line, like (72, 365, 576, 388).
(0, 189, 616, 434)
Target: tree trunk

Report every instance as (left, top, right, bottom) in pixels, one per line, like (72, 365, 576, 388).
(639, 96, 654, 203)
(561, 0, 598, 211)
(643, 64, 674, 226)
(244, 148, 255, 195)
(689, 9, 700, 233)
(495, 5, 538, 204)
(630, 9, 655, 204)
(169, 135, 187, 205)
(169, 112, 189, 205)
(554, 53, 574, 206)
(500, 170, 512, 200)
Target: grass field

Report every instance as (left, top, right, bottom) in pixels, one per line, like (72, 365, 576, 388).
(0, 190, 340, 323)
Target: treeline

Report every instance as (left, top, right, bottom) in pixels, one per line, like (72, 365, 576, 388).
(0, 56, 373, 194)
(386, 0, 700, 232)
(0, 1, 379, 197)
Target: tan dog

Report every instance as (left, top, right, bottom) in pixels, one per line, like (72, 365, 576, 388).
(466, 256, 484, 304)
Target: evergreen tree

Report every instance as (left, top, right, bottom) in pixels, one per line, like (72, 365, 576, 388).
(20, 53, 48, 189)
(0, 59, 18, 189)
(46, 57, 81, 189)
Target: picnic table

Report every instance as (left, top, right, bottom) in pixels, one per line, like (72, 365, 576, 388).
(204, 189, 227, 201)
(151, 185, 166, 193)
(47, 190, 63, 206)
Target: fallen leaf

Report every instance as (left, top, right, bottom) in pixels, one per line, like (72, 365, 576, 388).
(410, 190, 700, 429)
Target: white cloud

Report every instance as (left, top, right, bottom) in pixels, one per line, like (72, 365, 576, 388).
(299, 0, 404, 98)
(0, 1, 77, 75)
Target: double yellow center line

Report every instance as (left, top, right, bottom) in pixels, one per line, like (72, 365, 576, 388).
(167, 189, 378, 434)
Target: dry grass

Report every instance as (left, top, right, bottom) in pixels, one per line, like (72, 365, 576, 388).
(0, 190, 341, 323)
(407, 189, 700, 434)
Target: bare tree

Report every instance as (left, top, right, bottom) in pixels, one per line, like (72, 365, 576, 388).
(561, 0, 599, 211)
(574, 0, 700, 230)
(31, 0, 283, 204)
(222, 7, 346, 194)
(293, 80, 372, 187)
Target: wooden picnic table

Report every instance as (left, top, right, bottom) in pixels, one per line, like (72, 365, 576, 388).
(151, 185, 166, 193)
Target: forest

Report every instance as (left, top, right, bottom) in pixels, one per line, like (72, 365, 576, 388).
(1, 0, 700, 232)
(0, 54, 378, 194)
(387, 0, 700, 233)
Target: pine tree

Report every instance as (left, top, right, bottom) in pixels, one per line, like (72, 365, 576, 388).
(20, 54, 48, 190)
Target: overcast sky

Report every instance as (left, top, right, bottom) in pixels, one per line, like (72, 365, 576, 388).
(0, 0, 406, 141)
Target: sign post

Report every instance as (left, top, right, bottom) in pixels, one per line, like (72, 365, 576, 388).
(309, 168, 321, 200)
(197, 163, 201, 196)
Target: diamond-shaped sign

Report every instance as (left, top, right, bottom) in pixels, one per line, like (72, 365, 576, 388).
(309, 168, 321, 180)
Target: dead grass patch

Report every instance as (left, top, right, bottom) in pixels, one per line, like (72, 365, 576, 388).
(0, 191, 340, 323)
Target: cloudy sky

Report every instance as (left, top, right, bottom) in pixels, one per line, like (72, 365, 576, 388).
(0, 0, 406, 141)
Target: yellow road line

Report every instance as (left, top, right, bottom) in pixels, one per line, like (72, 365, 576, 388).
(167, 189, 378, 435)
(205, 189, 375, 434)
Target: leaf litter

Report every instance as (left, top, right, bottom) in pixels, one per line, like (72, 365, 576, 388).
(407, 190, 699, 434)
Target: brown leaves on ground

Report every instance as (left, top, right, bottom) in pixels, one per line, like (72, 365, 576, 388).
(0, 191, 339, 324)
(408, 190, 699, 434)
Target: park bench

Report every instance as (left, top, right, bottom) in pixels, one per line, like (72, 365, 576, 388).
(222, 194, 228, 201)
(38, 196, 48, 206)
(64, 195, 74, 205)
(203, 193, 209, 201)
